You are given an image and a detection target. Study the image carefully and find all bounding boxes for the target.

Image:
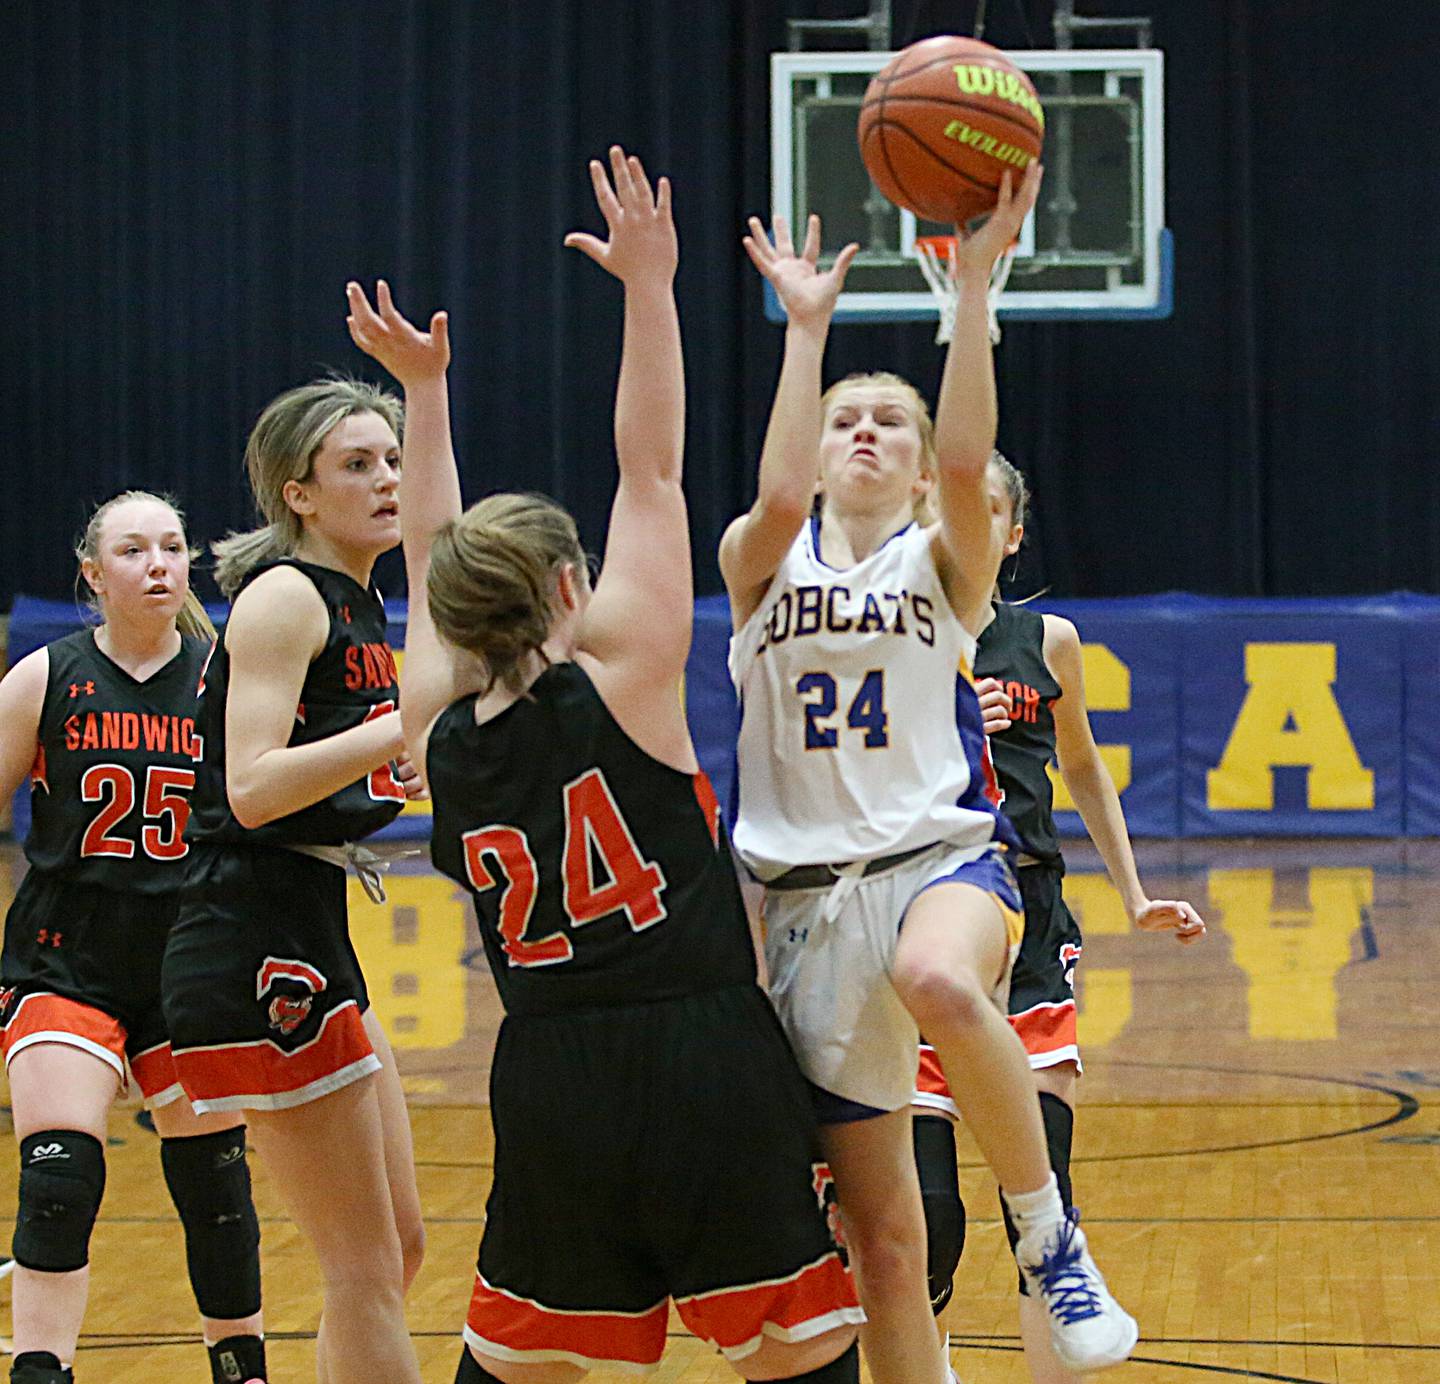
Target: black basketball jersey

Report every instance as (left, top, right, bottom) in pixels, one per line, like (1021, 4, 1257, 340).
(428, 661, 758, 1017)
(186, 559, 405, 847)
(974, 602, 1064, 868)
(24, 629, 209, 894)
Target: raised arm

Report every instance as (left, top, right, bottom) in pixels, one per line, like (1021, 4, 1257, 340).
(719, 216, 859, 627)
(1045, 615, 1206, 945)
(345, 279, 460, 763)
(932, 162, 1042, 621)
(0, 649, 50, 805)
(560, 149, 688, 701)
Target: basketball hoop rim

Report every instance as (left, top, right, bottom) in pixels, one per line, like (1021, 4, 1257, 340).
(912, 234, 958, 260)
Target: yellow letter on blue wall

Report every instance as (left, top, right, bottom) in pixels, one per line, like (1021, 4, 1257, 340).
(1051, 644, 1132, 809)
(1206, 643, 1374, 810)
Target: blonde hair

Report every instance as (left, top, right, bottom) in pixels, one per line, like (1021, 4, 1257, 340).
(820, 371, 937, 522)
(212, 377, 404, 598)
(75, 490, 215, 641)
(427, 493, 586, 697)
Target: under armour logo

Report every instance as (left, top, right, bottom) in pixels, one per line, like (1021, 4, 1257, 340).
(68, 681, 95, 698)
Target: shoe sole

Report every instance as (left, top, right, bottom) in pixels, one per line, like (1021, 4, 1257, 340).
(1054, 1309, 1139, 1373)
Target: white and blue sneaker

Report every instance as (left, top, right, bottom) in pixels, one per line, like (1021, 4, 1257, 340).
(1016, 1209, 1138, 1373)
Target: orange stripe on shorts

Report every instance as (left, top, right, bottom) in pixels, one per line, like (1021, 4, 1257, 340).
(676, 1251, 861, 1358)
(172, 1001, 374, 1107)
(465, 1271, 669, 1369)
(1009, 999, 1078, 1059)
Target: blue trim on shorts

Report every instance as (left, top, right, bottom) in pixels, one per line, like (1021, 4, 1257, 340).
(808, 1079, 888, 1124)
(915, 847, 1023, 915)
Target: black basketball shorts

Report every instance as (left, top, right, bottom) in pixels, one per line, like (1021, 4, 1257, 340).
(1006, 863, 1083, 1071)
(463, 983, 862, 1372)
(162, 842, 378, 1113)
(0, 871, 185, 1106)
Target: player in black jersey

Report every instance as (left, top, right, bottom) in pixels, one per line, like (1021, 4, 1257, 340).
(0, 492, 267, 1384)
(159, 379, 426, 1384)
(911, 454, 1206, 1384)
(346, 147, 863, 1384)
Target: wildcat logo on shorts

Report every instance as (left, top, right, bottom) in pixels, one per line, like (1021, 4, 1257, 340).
(1059, 941, 1082, 990)
(255, 957, 328, 1036)
(811, 1162, 849, 1263)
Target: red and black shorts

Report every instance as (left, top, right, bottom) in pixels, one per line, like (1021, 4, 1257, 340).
(0, 871, 186, 1107)
(914, 862, 1083, 1117)
(465, 983, 862, 1372)
(161, 842, 379, 1114)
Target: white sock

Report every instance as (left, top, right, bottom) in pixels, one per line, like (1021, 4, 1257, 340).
(1002, 1172, 1065, 1239)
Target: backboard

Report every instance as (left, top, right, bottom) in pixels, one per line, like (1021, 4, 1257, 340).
(769, 47, 1170, 323)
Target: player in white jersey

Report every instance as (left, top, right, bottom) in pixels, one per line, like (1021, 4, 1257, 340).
(724, 165, 1137, 1382)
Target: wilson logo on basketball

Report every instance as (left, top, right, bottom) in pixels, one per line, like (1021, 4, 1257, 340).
(951, 64, 1046, 129)
(256, 957, 328, 1036)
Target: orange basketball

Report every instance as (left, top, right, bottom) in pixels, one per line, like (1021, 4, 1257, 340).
(858, 35, 1044, 225)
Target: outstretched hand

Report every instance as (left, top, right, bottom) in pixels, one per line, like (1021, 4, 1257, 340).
(742, 213, 859, 330)
(565, 145, 677, 285)
(346, 280, 450, 385)
(1134, 898, 1207, 946)
(951, 159, 1044, 282)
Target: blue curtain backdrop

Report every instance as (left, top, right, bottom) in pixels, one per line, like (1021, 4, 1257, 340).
(6, 0, 1440, 606)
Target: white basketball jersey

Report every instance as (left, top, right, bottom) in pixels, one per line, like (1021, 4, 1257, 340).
(730, 516, 1007, 879)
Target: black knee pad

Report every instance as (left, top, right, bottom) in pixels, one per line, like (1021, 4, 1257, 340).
(777, 1340, 860, 1382)
(13, 1130, 106, 1273)
(161, 1127, 262, 1320)
(1001, 1091, 1075, 1294)
(913, 1113, 966, 1315)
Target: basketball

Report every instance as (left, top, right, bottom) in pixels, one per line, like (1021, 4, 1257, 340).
(857, 35, 1044, 225)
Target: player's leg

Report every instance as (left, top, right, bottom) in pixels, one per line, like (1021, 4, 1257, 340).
(150, 1095, 266, 1384)
(819, 1110, 948, 1384)
(1008, 1064, 1081, 1384)
(913, 1109, 965, 1380)
(244, 1074, 420, 1384)
(733, 1336, 860, 1381)
(453, 1348, 586, 1384)
(894, 876, 1134, 1373)
(912, 1044, 967, 1379)
(312, 1014, 423, 1384)
(913, 1108, 965, 1315)
(6, 1040, 118, 1382)
(363, 1009, 426, 1290)
(1004, 866, 1085, 1383)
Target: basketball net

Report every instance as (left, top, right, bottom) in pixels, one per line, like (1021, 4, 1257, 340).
(914, 236, 1017, 347)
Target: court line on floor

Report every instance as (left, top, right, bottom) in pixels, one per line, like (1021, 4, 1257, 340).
(1036, 1062, 1420, 1165)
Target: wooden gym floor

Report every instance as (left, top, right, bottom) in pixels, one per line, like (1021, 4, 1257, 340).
(0, 837, 1436, 1383)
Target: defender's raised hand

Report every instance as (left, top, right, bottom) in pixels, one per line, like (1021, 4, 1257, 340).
(564, 145, 677, 285)
(346, 279, 451, 385)
(743, 213, 859, 330)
